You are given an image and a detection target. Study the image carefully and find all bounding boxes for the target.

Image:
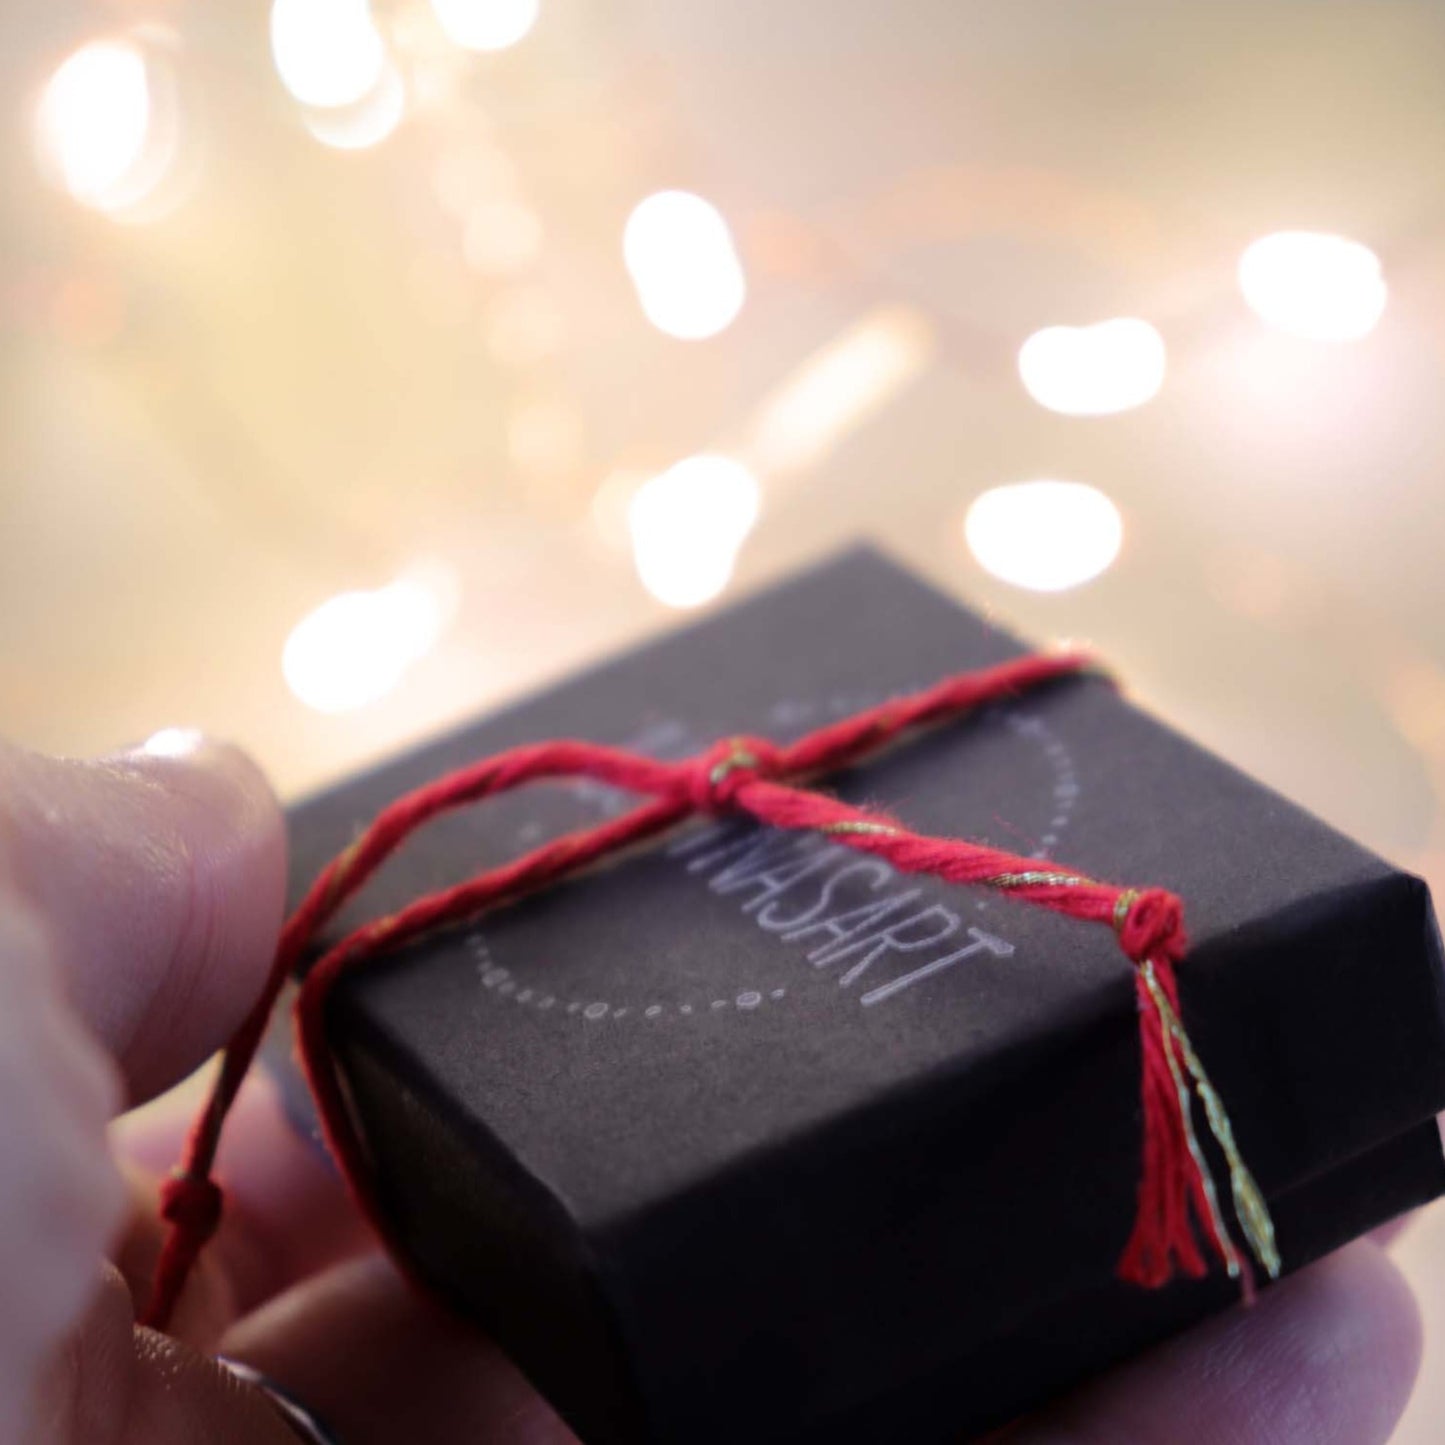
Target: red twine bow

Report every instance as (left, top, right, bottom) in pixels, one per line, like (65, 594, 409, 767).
(143, 651, 1278, 1331)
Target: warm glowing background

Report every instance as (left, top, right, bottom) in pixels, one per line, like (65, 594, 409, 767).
(5, 2, 1445, 1434)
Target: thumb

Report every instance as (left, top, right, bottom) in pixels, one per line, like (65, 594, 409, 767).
(0, 731, 286, 1105)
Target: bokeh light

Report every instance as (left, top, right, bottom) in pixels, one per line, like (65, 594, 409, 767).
(433, 142, 517, 217)
(1210, 325, 1375, 439)
(36, 39, 160, 212)
(590, 467, 646, 552)
(623, 191, 747, 341)
(508, 397, 585, 481)
(752, 306, 934, 476)
(302, 59, 406, 149)
(271, 0, 387, 109)
(629, 454, 760, 608)
(1017, 318, 1166, 416)
(464, 198, 543, 275)
(282, 565, 457, 713)
(49, 274, 128, 346)
(965, 480, 1123, 592)
(484, 285, 566, 365)
(1238, 232, 1387, 341)
(430, 0, 540, 52)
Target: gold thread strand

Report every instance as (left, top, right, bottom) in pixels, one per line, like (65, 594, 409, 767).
(708, 745, 759, 785)
(987, 870, 1092, 889)
(322, 838, 365, 909)
(1139, 962, 1243, 1280)
(1113, 888, 1140, 934)
(1143, 962, 1282, 1280)
(820, 820, 901, 837)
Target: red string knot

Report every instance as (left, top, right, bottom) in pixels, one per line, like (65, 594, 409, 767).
(1114, 886, 1187, 965)
(688, 735, 784, 811)
(158, 1169, 225, 1244)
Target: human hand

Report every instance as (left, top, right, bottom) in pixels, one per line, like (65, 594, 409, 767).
(0, 732, 1425, 1443)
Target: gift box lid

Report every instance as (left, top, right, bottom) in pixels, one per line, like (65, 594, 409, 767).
(280, 545, 1445, 1443)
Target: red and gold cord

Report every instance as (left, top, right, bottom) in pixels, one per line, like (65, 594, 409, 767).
(144, 651, 1278, 1331)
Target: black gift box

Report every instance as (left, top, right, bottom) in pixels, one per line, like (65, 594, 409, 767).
(271, 547, 1445, 1443)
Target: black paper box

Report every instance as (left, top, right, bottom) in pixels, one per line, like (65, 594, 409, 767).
(272, 547, 1445, 1443)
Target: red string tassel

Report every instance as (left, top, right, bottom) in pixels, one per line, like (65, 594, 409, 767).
(141, 651, 1278, 1331)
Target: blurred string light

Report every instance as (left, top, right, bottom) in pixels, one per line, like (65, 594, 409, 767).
(590, 467, 647, 552)
(465, 197, 544, 275)
(628, 455, 760, 609)
(964, 480, 1123, 592)
(282, 564, 458, 713)
(48, 274, 128, 347)
(1205, 545, 1313, 626)
(430, 0, 540, 51)
(35, 37, 179, 215)
(484, 285, 566, 364)
(302, 58, 406, 149)
(37, 41, 148, 205)
(1017, 318, 1166, 416)
(1215, 326, 1367, 423)
(623, 191, 747, 340)
(508, 397, 584, 481)
(433, 142, 518, 218)
(1238, 232, 1387, 341)
(751, 306, 935, 476)
(271, 0, 386, 109)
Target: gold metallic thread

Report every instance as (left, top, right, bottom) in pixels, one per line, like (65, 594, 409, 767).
(1113, 888, 1139, 935)
(322, 838, 365, 909)
(708, 744, 759, 786)
(986, 870, 1092, 889)
(1141, 960, 1282, 1281)
(1140, 962, 1243, 1280)
(726, 687, 1276, 1282)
